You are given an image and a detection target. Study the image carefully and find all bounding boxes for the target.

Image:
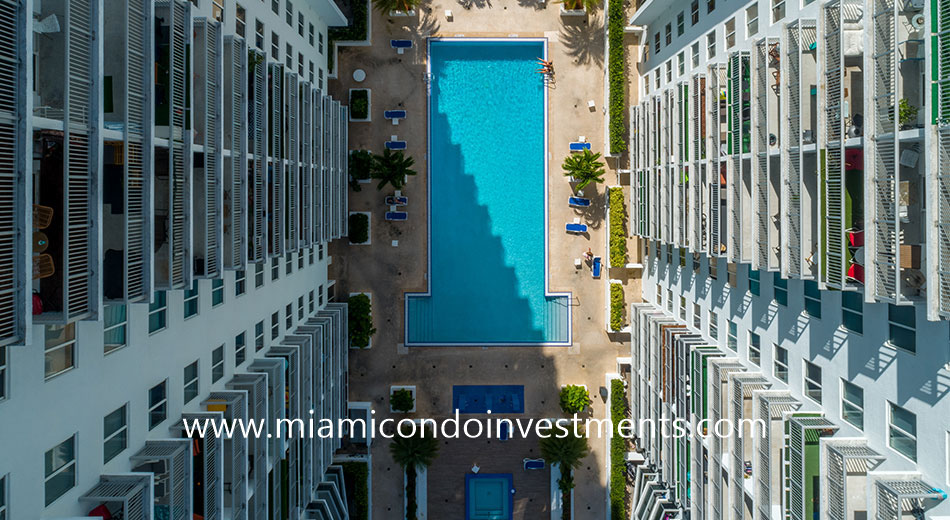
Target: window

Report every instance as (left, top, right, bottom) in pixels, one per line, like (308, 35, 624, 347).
(804, 360, 822, 404)
(235, 4, 246, 38)
(211, 0, 224, 20)
(0, 474, 7, 519)
(318, 68, 324, 89)
(665, 60, 673, 82)
(271, 32, 279, 61)
(773, 272, 788, 306)
(691, 0, 700, 24)
(772, 0, 785, 22)
(693, 303, 702, 329)
(271, 257, 279, 281)
(298, 249, 304, 269)
(298, 296, 305, 320)
(183, 361, 199, 404)
(309, 61, 314, 83)
(255, 20, 265, 50)
(235, 332, 247, 367)
(298, 12, 304, 36)
(272, 312, 280, 340)
(656, 284, 663, 306)
(255, 263, 265, 288)
(297, 51, 303, 75)
(691, 42, 700, 67)
(706, 31, 717, 59)
(841, 291, 863, 334)
(773, 344, 788, 383)
(654, 32, 661, 55)
(709, 255, 718, 279)
(318, 244, 325, 260)
(148, 381, 167, 430)
(235, 270, 246, 296)
(44, 436, 76, 506)
(45, 324, 76, 379)
(887, 304, 916, 352)
(318, 284, 324, 306)
(318, 31, 324, 54)
(103, 304, 128, 354)
(285, 43, 292, 69)
(709, 310, 718, 340)
(286, 303, 294, 328)
(748, 332, 761, 365)
(212, 346, 224, 383)
(707, 0, 715, 13)
(679, 296, 687, 320)
(749, 268, 760, 296)
(309, 22, 315, 46)
(677, 52, 685, 76)
(725, 17, 736, 48)
(0, 346, 6, 401)
(666, 289, 674, 313)
(746, 4, 759, 36)
(727, 262, 738, 288)
(103, 405, 128, 463)
(149, 291, 168, 333)
(255, 321, 265, 351)
(309, 290, 315, 313)
(286, 0, 294, 25)
(183, 281, 199, 319)
(272, 0, 280, 14)
(727, 321, 737, 351)
(841, 380, 864, 430)
(676, 12, 685, 36)
(212, 279, 224, 307)
(803, 280, 821, 318)
(889, 403, 917, 461)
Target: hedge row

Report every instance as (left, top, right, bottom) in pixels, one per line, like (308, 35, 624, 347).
(607, 0, 627, 154)
(328, 0, 370, 73)
(608, 187, 627, 266)
(348, 293, 376, 347)
(610, 283, 625, 331)
(341, 462, 370, 520)
(609, 379, 628, 520)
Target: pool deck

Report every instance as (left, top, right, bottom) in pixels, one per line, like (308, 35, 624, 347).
(329, 1, 640, 518)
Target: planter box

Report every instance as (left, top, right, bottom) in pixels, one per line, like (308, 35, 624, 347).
(559, 6, 587, 15)
(336, 453, 374, 519)
(390, 385, 417, 413)
(550, 463, 574, 520)
(404, 461, 427, 519)
(349, 292, 373, 349)
(348, 211, 371, 245)
(605, 280, 630, 333)
(348, 88, 371, 122)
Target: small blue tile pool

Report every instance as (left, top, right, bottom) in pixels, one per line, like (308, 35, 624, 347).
(466, 473, 514, 520)
(405, 38, 571, 346)
(453, 385, 524, 414)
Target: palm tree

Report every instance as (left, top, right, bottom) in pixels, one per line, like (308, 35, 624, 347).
(372, 149, 416, 191)
(562, 149, 606, 191)
(373, 0, 418, 13)
(539, 428, 591, 496)
(390, 427, 439, 520)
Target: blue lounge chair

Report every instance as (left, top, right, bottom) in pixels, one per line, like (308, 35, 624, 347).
(391, 39, 413, 54)
(385, 140, 407, 150)
(569, 142, 591, 152)
(384, 110, 407, 125)
(499, 422, 510, 441)
(566, 222, 588, 233)
(385, 195, 408, 206)
(523, 458, 545, 470)
(386, 211, 408, 221)
(569, 196, 591, 207)
(592, 256, 602, 278)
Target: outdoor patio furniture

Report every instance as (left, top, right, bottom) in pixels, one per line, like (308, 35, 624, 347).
(385, 140, 407, 150)
(574, 258, 582, 269)
(33, 253, 55, 280)
(445, 9, 453, 20)
(386, 211, 408, 221)
(569, 141, 591, 152)
(384, 110, 407, 125)
(33, 204, 53, 229)
(846, 263, 864, 284)
(566, 218, 587, 233)
(569, 196, 591, 207)
(847, 228, 864, 247)
(523, 458, 545, 470)
(385, 195, 408, 206)
(592, 256, 602, 278)
(391, 39, 413, 54)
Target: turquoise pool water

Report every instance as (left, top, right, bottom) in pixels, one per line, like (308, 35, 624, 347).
(405, 39, 571, 345)
(465, 474, 513, 520)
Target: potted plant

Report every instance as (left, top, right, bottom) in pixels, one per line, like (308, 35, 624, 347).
(372, 149, 416, 191)
(390, 388, 415, 413)
(559, 385, 591, 415)
(374, 0, 418, 16)
(349, 150, 374, 191)
(390, 427, 439, 520)
(348, 293, 376, 348)
(540, 429, 590, 520)
(349, 89, 371, 122)
(562, 149, 605, 191)
(898, 99, 919, 129)
(558, 0, 598, 15)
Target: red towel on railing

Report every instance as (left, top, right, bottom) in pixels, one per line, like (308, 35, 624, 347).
(847, 263, 865, 283)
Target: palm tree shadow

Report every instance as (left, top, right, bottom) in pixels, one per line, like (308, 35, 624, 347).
(457, 0, 493, 9)
(414, 8, 441, 37)
(516, 0, 548, 10)
(559, 16, 605, 67)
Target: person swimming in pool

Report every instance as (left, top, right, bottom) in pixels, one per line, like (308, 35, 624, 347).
(536, 58, 554, 75)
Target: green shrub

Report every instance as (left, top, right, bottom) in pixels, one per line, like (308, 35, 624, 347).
(391, 388, 415, 412)
(608, 187, 627, 266)
(348, 213, 369, 244)
(610, 283, 625, 331)
(559, 385, 591, 415)
(349, 150, 373, 191)
(607, 0, 627, 154)
(350, 89, 369, 120)
(898, 98, 918, 127)
(328, 0, 370, 72)
(348, 293, 376, 347)
(609, 379, 628, 520)
(341, 462, 370, 520)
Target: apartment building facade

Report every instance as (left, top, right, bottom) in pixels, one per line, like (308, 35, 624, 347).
(624, 0, 950, 516)
(0, 0, 352, 518)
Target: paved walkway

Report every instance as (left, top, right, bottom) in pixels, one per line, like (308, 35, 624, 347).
(329, 1, 639, 518)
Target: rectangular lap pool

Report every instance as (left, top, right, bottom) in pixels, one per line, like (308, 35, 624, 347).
(453, 385, 524, 414)
(466, 473, 514, 520)
(405, 38, 571, 346)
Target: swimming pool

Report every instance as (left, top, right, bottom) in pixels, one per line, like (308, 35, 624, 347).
(465, 473, 514, 520)
(405, 38, 571, 346)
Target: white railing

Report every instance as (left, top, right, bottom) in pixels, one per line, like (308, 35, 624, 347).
(783, 22, 804, 278)
(223, 35, 247, 270)
(248, 49, 266, 263)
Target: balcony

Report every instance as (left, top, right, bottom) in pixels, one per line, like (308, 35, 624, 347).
(192, 18, 223, 279)
(226, 373, 270, 519)
(222, 35, 247, 270)
(246, 48, 267, 263)
(79, 474, 154, 520)
(783, 415, 838, 520)
(170, 412, 225, 520)
(129, 439, 193, 520)
(823, 440, 885, 520)
(203, 392, 250, 520)
(267, 64, 285, 257)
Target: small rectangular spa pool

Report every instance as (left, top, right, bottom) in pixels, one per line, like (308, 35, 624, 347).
(466, 473, 514, 520)
(453, 385, 524, 414)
